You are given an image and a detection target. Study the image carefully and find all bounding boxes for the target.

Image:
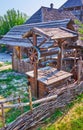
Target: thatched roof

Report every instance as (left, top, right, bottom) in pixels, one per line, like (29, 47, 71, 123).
(25, 6, 77, 24)
(60, 0, 83, 9)
(0, 19, 75, 48)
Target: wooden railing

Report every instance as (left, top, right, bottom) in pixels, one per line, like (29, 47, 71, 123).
(0, 96, 23, 127)
(0, 94, 57, 128)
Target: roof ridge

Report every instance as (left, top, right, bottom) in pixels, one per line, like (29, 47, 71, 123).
(14, 19, 71, 28)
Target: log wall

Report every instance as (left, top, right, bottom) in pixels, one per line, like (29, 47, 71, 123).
(12, 58, 33, 73)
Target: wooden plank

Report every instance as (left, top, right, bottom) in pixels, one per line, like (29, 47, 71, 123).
(77, 60, 83, 84)
(26, 66, 72, 85)
(42, 73, 72, 85)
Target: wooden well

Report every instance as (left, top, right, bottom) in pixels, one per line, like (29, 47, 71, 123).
(26, 66, 72, 98)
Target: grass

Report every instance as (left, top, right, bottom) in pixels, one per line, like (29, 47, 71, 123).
(0, 63, 3, 67)
(0, 66, 31, 128)
(0, 63, 83, 129)
(38, 94, 83, 130)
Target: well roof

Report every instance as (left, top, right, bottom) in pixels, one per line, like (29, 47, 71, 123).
(0, 19, 74, 48)
(23, 27, 78, 40)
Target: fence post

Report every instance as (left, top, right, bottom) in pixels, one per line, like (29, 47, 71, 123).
(1, 103, 5, 127)
(27, 82, 33, 111)
(18, 95, 23, 113)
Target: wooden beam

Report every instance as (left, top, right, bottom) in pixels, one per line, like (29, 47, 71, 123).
(28, 85, 33, 111)
(57, 41, 63, 70)
(64, 45, 83, 50)
(14, 46, 22, 60)
(28, 38, 33, 45)
(12, 47, 15, 70)
(77, 59, 83, 84)
(41, 47, 60, 57)
(0, 95, 57, 109)
(33, 33, 38, 98)
(74, 49, 77, 66)
(38, 38, 47, 47)
(18, 46, 22, 60)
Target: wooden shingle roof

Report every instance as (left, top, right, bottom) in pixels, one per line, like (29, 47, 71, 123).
(25, 6, 76, 24)
(0, 19, 74, 48)
(23, 27, 78, 40)
(60, 0, 83, 9)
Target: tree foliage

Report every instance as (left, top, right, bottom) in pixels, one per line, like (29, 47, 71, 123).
(0, 9, 28, 35)
(75, 20, 83, 40)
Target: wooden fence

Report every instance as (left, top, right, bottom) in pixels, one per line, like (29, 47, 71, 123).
(0, 81, 83, 130)
(0, 96, 24, 127)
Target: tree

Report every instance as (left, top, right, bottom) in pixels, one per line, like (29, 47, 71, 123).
(75, 20, 83, 40)
(0, 9, 28, 35)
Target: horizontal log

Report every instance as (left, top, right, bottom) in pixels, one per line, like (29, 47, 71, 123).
(0, 95, 57, 109)
(41, 47, 60, 57)
(0, 96, 23, 104)
(65, 45, 83, 49)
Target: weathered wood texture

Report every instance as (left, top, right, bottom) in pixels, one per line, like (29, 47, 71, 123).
(26, 66, 72, 85)
(26, 66, 72, 98)
(23, 27, 78, 41)
(12, 58, 33, 73)
(77, 60, 83, 84)
(0, 19, 75, 47)
(0, 95, 57, 109)
(1, 81, 83, 130)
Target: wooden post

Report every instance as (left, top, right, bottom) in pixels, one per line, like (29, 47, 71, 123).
(28, 85, 33, 111)
(18, 47, 22, 61)
(33, 33, 38, 98)
(61, 44, 64, 69)
(14, 46, 22, 60)
(12, 47, 16, 70)
(77, 59, 82, 84)
(18, 96, 23, 113)
(57, 43, 63, 70)
(74, 49, 77, 66)
(1, 103, 5, 127)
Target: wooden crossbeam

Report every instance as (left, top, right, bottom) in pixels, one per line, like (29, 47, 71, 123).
(0, 95, 57, 109)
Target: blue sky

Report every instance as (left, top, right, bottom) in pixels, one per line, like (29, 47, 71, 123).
(0, 0, 67, 16)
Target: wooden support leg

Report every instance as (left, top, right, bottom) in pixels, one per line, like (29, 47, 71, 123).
(57, 48, 62, 70)
(34, 63, 38, 98)
(33, 33, 38, 98)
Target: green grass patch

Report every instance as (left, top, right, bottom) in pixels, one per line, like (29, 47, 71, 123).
(38, 94, 83, 130)
(0, 63, 3, 67)
(0, 68, 31, 128)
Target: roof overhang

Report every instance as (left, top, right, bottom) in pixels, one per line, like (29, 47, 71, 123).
(23, 27, 78, 41)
